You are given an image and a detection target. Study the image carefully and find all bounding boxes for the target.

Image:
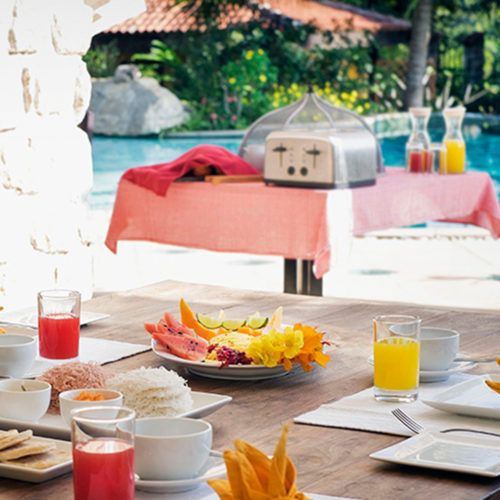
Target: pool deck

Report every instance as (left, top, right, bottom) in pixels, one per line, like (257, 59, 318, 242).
(91, 210, 500, 311)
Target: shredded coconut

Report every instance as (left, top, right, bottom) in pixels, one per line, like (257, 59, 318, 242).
(36, 361, 108, 413)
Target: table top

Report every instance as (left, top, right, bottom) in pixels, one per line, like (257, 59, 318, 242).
(1, 281, 499, 499)
(105, 168, 500, 279)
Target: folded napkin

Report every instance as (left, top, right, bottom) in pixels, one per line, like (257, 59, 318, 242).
(122, 144, 261, 196)
(294, 373, 500, 436)
(208, 424, 311, 500)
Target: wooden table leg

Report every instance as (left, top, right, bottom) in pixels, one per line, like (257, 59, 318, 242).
(301, 259, 323, 296)
(283, 259, 323, 296)
(284, 258, 297, 294)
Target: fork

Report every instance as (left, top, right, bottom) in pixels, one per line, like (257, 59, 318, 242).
(391, 408, 500, 438)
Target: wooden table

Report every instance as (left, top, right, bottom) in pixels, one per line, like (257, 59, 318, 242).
(105, 169, 500, 296)
(1, 281, 499, 499)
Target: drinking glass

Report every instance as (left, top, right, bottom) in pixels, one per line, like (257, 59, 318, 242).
(71, 406, 135, 500)
(373, 315, 421, 402)
(37, 289, 80, 360)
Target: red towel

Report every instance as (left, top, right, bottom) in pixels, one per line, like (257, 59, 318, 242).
(122, 144, 261, 196)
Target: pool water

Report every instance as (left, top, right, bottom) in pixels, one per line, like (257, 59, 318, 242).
(90, 132, 500, 210)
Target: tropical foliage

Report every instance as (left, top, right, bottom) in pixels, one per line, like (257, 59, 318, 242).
(84, 0, 500, 131)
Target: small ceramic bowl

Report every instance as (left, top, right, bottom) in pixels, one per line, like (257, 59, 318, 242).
(0, 379, 51, 421)
(59, 388, 123, 426)
(0, 334, 37, 378)
(135, 417, 213, 481)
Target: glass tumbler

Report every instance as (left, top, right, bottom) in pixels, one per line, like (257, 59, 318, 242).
(38, 289, 81, 360)
(71, 406, 136, 500)
(373, 315, 421, 402)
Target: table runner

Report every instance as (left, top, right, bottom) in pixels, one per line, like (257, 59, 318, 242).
(294, 373, 500, 436)
(105, 168, 500, 279)
(26, 337, 151, 377)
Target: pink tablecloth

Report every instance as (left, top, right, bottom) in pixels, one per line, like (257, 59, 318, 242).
(105, 167, 500, 279)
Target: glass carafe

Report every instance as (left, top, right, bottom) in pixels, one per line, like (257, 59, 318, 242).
(442, 106, 466, 174)
(406, 107, 431, 173)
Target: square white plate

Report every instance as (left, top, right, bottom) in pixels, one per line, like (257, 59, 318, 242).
(0, 307, 109, 329)
(421, 374, 500, 420)
(370, 432, 500, 477)
(0, 435, 72, 482)
(0, 391, 232, 441)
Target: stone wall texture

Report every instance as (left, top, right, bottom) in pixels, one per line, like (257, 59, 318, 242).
(0, 0, 145, 310)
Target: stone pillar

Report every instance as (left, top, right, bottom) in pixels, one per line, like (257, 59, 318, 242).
(0, 0, 145, 310)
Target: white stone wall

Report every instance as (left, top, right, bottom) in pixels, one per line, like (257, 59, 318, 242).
(0, 0, 145, 310)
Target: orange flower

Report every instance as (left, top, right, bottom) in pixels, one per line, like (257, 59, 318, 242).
(289, 324, 330, 372)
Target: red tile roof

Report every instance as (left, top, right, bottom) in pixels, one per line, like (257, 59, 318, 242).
(105, 0, 410, 35)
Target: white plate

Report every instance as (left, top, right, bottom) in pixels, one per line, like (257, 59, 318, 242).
(0, 436, 72, 482)
(0, 307, 109, 329)
(421, 374, 500, 419)
(370, 431, 500, 477)
(135, 452, 225, 493)
(0, 391, 232, 441)
(152, 340, 293, 381)
(367, 355, 477, 383)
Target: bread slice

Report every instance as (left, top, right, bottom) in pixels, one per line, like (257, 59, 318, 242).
(0, 430, 33, 451)
(0, 437, 56, 461)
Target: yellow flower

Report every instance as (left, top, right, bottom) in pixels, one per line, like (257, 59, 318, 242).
(257, 48, 264, 55)
(259, 74, 267, 83)
(364, 102, 370, 109)
(282, 326, 304, 358)
(245, 50, 254, 60)
(356, 105, 364, 114)
(340, 92, 349, 100)
(228, 77, 236, 85)
(351, 90, 358, 98)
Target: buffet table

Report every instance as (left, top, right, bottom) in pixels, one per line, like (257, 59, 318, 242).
(1, 280, 499, 499)
(105, 168, 500, 296)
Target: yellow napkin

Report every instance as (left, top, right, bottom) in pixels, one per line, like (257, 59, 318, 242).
(208, 424, 311, 500)
(485, 356, 500, 394)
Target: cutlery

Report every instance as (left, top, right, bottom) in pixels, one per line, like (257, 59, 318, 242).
(391, 408, 500, 437)
(453, 355, 498, 363)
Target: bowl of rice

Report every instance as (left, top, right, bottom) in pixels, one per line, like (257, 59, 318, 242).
(59, 388, 123, 426)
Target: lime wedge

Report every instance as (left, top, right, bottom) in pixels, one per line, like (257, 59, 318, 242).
(245, 316, 269, 329)
(196, 314, 223, 329)
(221, 319, 247, 331)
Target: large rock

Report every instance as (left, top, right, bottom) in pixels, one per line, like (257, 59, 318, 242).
(90, 65, 187, 136)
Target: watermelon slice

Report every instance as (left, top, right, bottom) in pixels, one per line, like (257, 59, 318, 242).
(144, 314, 208, 361)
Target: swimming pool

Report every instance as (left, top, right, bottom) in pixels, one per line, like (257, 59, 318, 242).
(90, 129, 500, 210)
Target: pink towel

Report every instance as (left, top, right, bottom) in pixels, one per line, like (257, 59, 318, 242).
(122, 144, 261, 196)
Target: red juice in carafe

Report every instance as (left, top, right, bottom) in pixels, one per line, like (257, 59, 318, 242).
(73, 439, 135, 500)
(38, 313, 79, 359)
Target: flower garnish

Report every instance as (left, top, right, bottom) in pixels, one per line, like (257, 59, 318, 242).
(246, 324, 329, 372)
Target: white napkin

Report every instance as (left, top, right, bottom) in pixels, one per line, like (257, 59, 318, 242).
(294, 373, 500, 436)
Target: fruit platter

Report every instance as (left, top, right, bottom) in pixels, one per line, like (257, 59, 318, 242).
(146, 299, 331, 381)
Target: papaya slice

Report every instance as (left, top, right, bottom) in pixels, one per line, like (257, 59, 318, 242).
(180, 298, 217, 341)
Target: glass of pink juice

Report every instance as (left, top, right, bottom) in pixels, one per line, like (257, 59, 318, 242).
(37, 289, 81, 359)
(71, 406, 136, 500)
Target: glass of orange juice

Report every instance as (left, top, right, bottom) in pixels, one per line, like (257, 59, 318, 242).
(373, 315, 421, 402)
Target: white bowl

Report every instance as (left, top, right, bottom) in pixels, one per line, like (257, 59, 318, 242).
(59, 388, 123, 426)
(0, 379, 51, 421)
(0, 334, 37, 378)
(135, 417, 213, 481)
(420, 327, 460, 371)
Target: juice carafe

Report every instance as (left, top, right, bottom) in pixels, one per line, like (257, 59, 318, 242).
(406, 107, 431, 173)
(443, 106, 466, 173)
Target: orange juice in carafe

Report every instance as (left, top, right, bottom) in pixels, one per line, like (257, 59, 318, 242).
(443, 107, 466, 173)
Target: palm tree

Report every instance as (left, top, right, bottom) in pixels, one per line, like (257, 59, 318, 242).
(404, 0, 433, 109)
